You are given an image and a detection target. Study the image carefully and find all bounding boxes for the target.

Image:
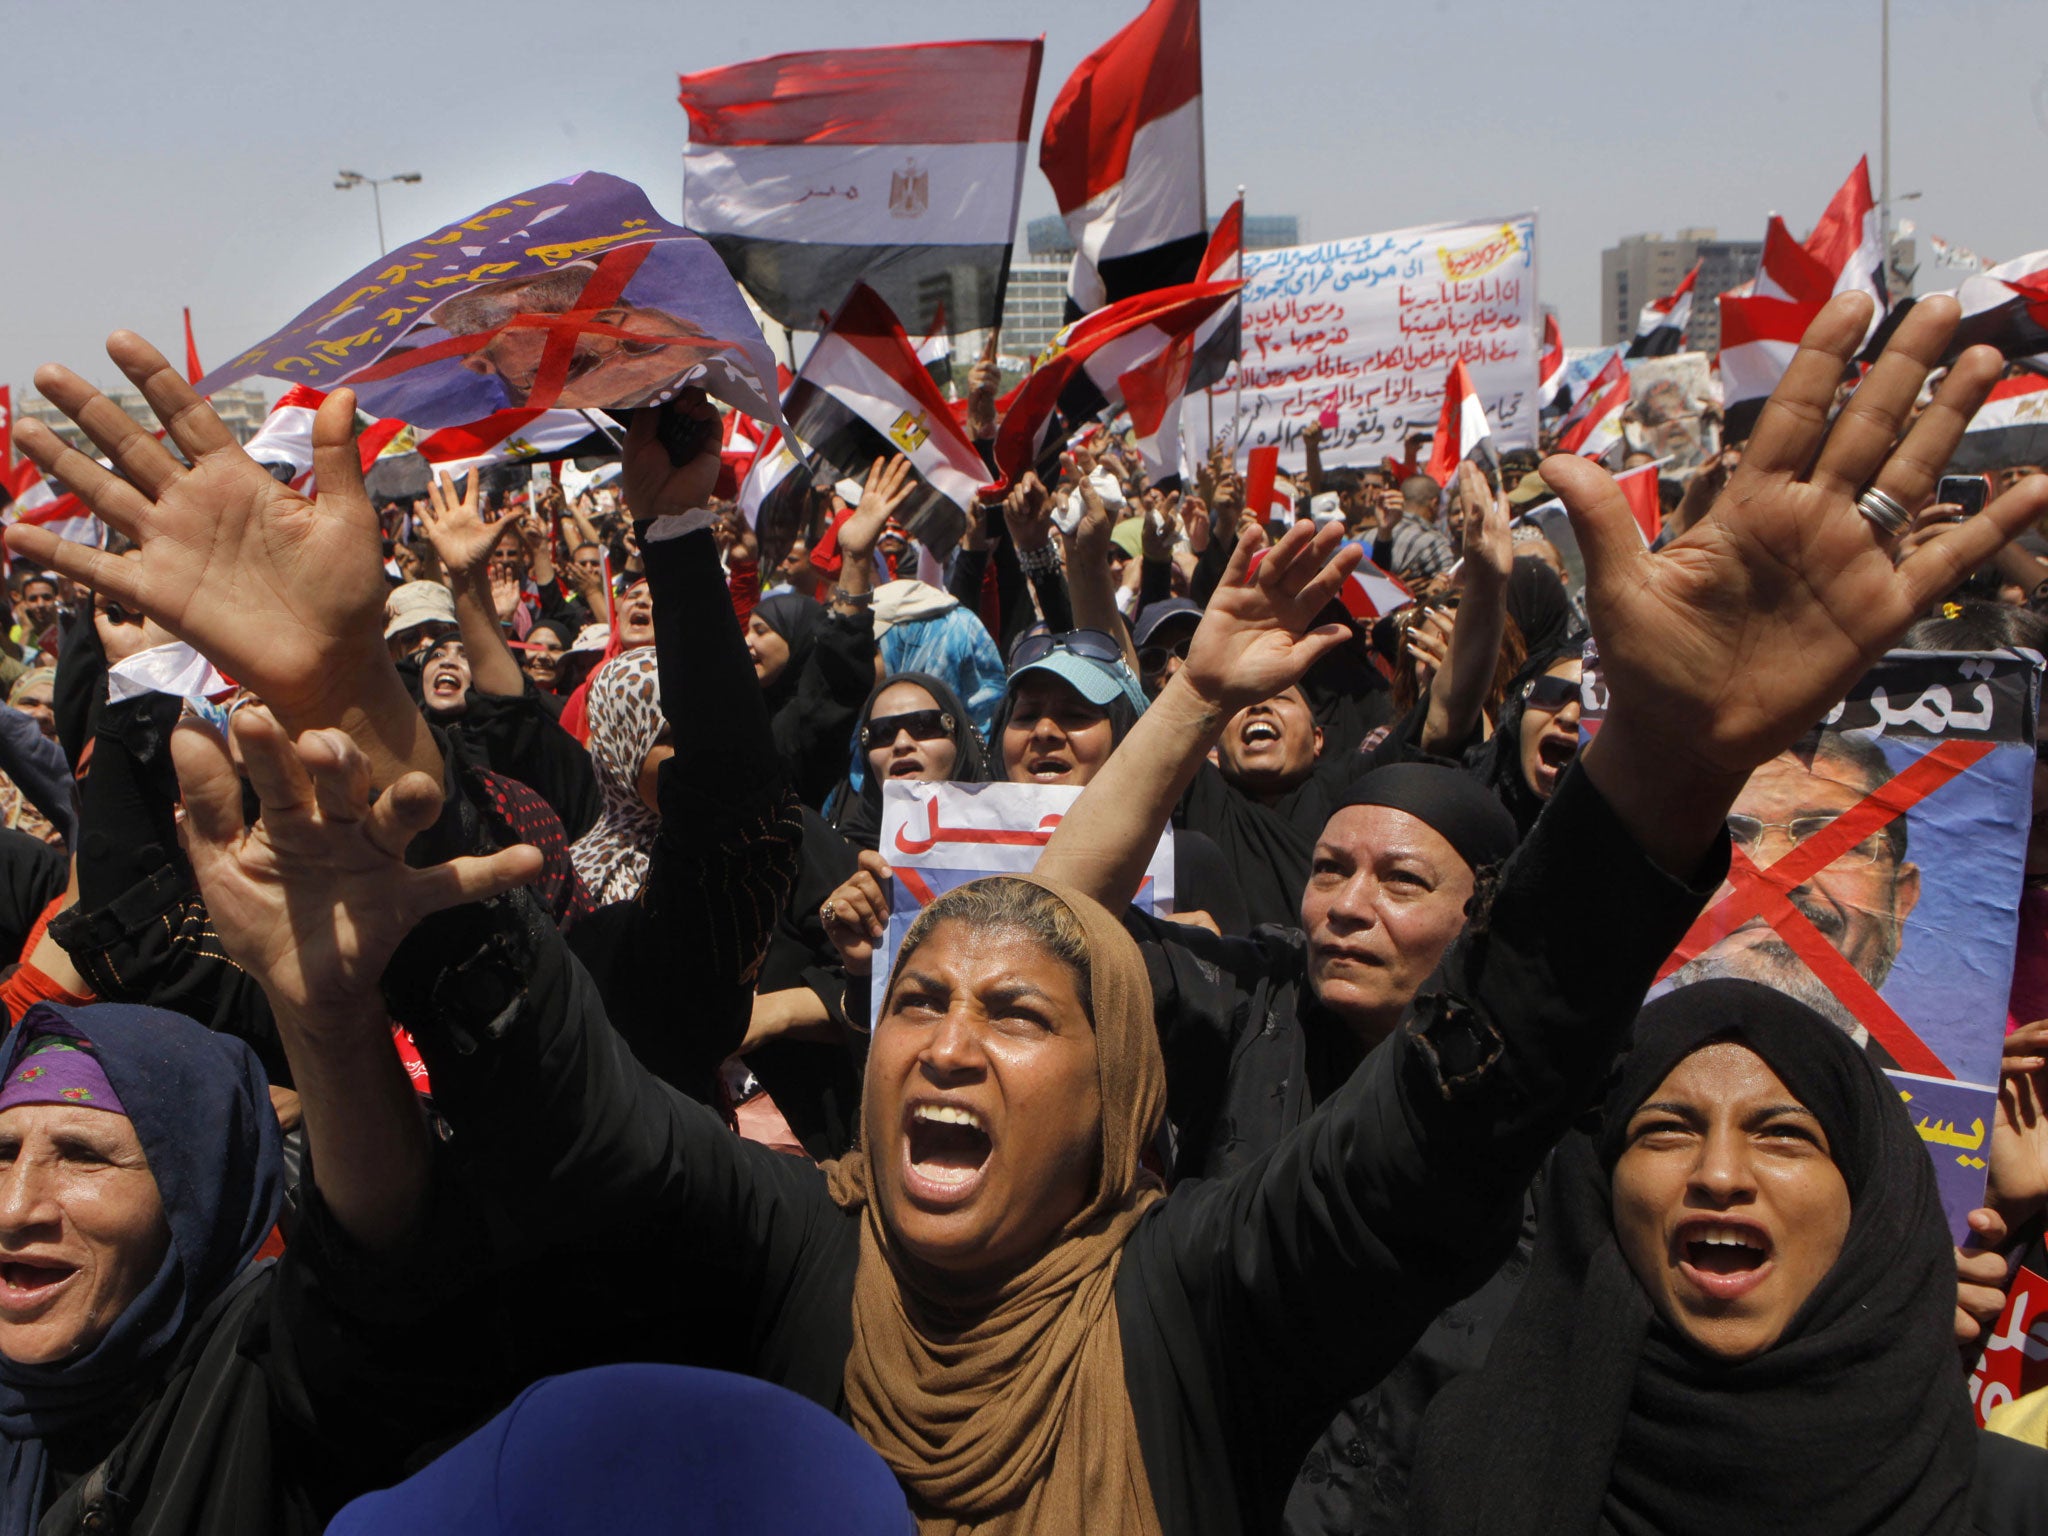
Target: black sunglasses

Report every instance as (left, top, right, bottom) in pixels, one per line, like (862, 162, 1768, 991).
(1009, 629, 1127, 671)
(861, 708, 955, 750)
(1524, 674, 1581, 711)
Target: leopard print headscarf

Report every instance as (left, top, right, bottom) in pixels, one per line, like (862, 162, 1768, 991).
(568, 648, 664, 906)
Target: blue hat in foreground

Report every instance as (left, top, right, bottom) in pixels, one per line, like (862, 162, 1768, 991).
(328, 1365, 913, 1536)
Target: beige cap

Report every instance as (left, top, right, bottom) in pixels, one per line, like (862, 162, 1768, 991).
(383, 580, 458, 640)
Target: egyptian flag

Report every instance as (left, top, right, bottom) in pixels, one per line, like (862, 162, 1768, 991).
(984, 277, 1239, 495)
(0, 386, 11, 472)
(2, 470, 101, 551)
(1614, 460, 1663, 545)
(183, 309, 204, 386)
(678, 41, 1043, 337)
(780, 283, 993, 548)
(1243, 445, 1294, 522)
(1336, 554, 1412, 621)
(243, 387, 613, 491)
(1125, 207, 1245, 484)
(1183, 198, 1243, 392)
(1803, 156, 1886, 318)
(1040, 0, 1206, 316)
(1423, 359, 1495, 487)
(1947, 375, 2048, 475)
(1555, 354, 1630, 460)
(1948, 249, 2048, 365)
(1537, 310, 1566, 411)
(1718, 215, 1846, 441)
(1627, 262, 1698, 358)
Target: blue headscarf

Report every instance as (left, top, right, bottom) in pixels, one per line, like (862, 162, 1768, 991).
(328, 1364, 914, 1535)
(0, 1003, 283, 1535)
(878, 604, 1007, 741)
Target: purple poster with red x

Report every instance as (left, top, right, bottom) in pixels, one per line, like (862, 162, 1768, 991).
(193, 171, 784, 433)
(1638, 650, 2041, 1241)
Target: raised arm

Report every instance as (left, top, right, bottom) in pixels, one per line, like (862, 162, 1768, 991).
(1141, 290, 2048, 1508)
(1418, 460, 1513, 755)
(1060, 451, 1143, 674)
(418, 471, 527, 699)
(7, 332, 438, 790)
(1036, 520, 1362, 908)
(170, 709, 536, 1251)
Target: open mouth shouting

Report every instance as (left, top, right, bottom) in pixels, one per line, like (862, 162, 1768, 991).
(0, 1256, 77, 1316)
(901, 1100, 994, 1210)
(1673, 1216, 1774, 1302)
(1024, 754, 1074, 783)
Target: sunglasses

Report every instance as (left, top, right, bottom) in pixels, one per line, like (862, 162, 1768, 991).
(1524, 674, 1581, 712)
(1138, 636, 1192, 677)
(861, 708, 955, 750)
(1009, 629, 1127, 672)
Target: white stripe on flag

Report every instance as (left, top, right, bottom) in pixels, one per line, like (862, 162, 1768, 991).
(1068, 96, 1206, 265)
(684, 141, 1026, 247)
(801, 335, 989, 509)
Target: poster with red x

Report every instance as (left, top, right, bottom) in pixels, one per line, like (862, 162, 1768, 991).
(192, 171, 784, 436)
(871, 781, 1175, 1019)
(1642, 650, 2041, 1241)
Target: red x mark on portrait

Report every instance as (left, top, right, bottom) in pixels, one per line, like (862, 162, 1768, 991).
(1656, 737, 1996, 1079)
(343, 245, 746, 412)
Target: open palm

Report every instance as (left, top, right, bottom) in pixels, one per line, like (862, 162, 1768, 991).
(419, 470, 501, 578)
(1546, 292, 2048, 782)
(1179, 520, 1361, 716)
(6, 332, 388, 721)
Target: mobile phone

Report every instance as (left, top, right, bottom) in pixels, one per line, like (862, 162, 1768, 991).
(1936, 474, 1988, 518)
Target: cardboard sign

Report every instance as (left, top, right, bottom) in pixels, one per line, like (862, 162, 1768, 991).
(1214, 215, 1540, 471)
(871, 781, 1175, 1018)
(1637, 650, 2041, 1241)
(195, 171, 783, 433)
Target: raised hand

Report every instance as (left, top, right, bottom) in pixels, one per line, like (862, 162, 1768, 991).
(838, 455, 917, 563)
(7, 332, 389, 725)
(1547, 292, 2048, 867)
(418, 471, 501, 580)
(172, 707, 539, 1026)
(820, 850, 893, 978)
(620, 389, 723, 523)
(1454, 460, 1513, 587)
(1003, 472, 1056, 553)
(1176, 520, 1361, 717)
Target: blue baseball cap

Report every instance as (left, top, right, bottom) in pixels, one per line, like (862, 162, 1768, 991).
(1010, 648, 1150, 717)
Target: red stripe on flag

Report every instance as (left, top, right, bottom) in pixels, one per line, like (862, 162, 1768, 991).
(678, 40, 1045, 147)
(1244, 445, 1280, 521)
(1039, 0, 1202, 211)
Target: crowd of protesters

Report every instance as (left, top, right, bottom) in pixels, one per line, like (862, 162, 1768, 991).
(0, 289, 2041, 1534)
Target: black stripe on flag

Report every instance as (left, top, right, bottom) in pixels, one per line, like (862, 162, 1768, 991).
(704, 235, 1011, 336)
(787, 388, 972, 552)
(1064, 231, 1210, 322)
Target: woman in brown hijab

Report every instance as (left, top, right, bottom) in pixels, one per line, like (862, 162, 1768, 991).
(145, 294, 2047, 1533)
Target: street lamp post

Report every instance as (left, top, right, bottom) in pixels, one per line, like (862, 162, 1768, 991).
(334, 170, 423, 255)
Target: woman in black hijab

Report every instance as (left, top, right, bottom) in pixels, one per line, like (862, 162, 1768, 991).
(747, 593, 877, 809)
(1409, 978, 2048, 1535)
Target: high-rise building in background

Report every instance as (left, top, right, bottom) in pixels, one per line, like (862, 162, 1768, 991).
(1600, 229, 1763, 354)
(19, 385, 271, 457)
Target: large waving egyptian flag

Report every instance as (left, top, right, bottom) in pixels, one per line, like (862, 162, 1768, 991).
(1627, 261, 1699, 358)
(780, 283, 993, 549)
(1126, 206, 1246, 482)
(985, 277, 1239, 495)
(1040, 0, 1206, 317)
(679, 41, 1043, 338)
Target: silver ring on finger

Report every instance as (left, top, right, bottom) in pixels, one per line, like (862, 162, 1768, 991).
(820, 901, 836, 923)
(1855, 485, 1913, 538)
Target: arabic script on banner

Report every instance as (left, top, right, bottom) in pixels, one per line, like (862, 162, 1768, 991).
(872, 782, 1176, 1019)
(1211, 214, 1540, 470)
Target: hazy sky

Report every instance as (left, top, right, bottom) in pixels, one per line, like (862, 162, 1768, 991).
(3, 0, 2044, 396)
